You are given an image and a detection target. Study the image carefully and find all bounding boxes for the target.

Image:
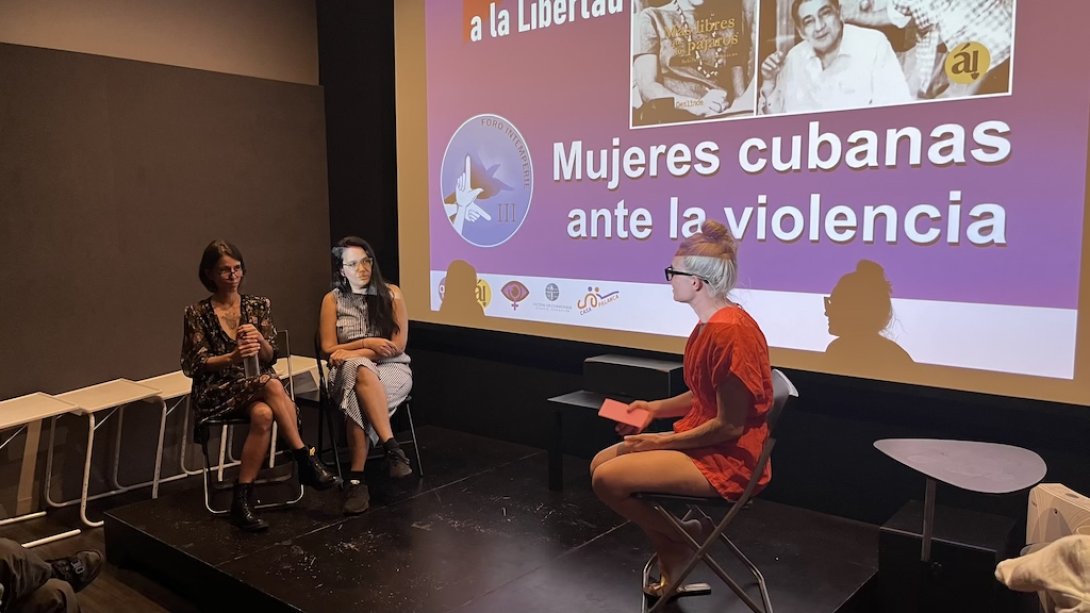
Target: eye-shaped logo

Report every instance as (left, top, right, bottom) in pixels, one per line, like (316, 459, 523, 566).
(501, 281, 530, 310)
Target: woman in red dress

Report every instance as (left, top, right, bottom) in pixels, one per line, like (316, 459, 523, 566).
(590, 220, 773, 597)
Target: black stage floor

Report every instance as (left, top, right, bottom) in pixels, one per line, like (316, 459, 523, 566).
(104, 426, 878, 612)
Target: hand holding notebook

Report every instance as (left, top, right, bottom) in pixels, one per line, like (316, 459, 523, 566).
(598, 398, 652, 431)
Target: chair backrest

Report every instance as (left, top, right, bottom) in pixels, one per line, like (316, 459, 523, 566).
(767, 368, 798, 434)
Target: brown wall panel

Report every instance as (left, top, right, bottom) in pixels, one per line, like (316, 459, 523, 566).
(0, 43, 330, 399)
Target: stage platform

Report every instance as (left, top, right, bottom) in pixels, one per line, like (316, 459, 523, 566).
(104, 426, 878, 612)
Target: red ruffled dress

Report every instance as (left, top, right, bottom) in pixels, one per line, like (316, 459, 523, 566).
(673, 306, 774, 500)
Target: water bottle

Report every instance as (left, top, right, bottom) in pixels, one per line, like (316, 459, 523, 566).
(244, 353, 261, 378)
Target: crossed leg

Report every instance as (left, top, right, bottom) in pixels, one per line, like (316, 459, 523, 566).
(237, 378, 307, 483)
(347, 366, 394, 472)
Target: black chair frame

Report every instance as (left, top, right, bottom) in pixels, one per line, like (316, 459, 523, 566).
(312, 333, 424, 480)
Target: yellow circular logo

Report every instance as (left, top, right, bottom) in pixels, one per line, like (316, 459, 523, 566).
(475, 279, 492, 309)
(945, 42, 991, 85)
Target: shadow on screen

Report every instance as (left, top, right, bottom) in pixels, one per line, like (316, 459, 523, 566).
(439, 259, 486, 325)
(823, 259, 914, 377)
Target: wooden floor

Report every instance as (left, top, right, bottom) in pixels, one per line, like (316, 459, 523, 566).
(6, 426, 881, 612)
(2, 486, 201, 612)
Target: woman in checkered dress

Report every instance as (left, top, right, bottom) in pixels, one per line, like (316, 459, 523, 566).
(319, 236, 414, 515)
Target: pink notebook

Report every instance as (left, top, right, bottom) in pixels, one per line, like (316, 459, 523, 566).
(598, 398, 652, 430)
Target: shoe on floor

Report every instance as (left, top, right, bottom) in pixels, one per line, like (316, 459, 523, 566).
(48, 550, 103, 592)
(386, 446, 413, 479)
(343, 479, 371, 515)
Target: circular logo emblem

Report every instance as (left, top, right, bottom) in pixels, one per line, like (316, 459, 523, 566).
(944, 42, 991, 85)
(440, 114, 533, 247)
(475, 278, 492, 309)
(545, 283, 560, 301)
(439, 275, 491, 309)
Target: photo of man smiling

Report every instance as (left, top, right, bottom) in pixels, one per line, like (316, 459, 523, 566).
(758, 0, 911, 114)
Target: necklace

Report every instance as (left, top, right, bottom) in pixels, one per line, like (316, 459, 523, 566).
(673, 0, 726, 82)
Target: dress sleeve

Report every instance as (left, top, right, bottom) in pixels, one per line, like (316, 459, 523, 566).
(180, 305, 210, 377)
(706, 321, 769, 409)
(255, 297, 280, 365)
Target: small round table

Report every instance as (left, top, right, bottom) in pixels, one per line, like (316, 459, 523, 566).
(874, 438, 1047, 562)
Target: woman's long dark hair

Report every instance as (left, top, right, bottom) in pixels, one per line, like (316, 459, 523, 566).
(331, 236, 398, 339)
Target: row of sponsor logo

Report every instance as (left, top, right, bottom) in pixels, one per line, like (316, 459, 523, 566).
(437, 277, 621, 315)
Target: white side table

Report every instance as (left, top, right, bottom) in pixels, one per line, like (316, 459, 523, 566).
(47, 380, 167, 527)
(137, 371, 201, 477)
(0, 393, 82, 547)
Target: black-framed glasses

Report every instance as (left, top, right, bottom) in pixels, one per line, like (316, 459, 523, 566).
(343, 257, 373, 269)
(664, 266, 709, 283)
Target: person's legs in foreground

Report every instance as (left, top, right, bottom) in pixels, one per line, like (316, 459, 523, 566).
(591, 445, 717, 594)
(0, 537, 101, 613)
(343, 366, 412, 515)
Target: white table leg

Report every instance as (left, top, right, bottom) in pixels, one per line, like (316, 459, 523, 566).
(22, 530, 82, 549)
(151, 399, 167, 498)
(43, 416, 61, 508)
(110, 408, 125, 490)
(79, 414, 102, 528)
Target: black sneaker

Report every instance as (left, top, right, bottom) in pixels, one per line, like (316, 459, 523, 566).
(343, 480, 370, 515)
(48, 550, 103, 592)
(387, 447, 413, 479)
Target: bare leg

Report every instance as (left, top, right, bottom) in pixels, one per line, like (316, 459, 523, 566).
(590, 442, 626, 476)
(353, 367, 394, 443)
(254, 378, 305, 450)
(347, 420, 370, 473)
(237, 402, 274, 483)
(591, 448, 717, 580)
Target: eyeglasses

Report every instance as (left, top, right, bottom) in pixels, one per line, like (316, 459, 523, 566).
(217, 265, 243, 278)
(343, 257, 373, 270)
(823, 296, 832, 309)
(664, 266, 709, 283)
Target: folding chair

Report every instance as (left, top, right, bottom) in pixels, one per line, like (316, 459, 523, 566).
(635, 368, 799, 613)
(191, 329, 304, 515)
(312, 332, 424, 478)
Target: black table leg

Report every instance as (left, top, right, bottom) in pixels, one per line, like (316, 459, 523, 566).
(549, 408, 563, 491)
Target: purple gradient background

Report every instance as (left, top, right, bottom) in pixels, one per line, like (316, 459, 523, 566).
(426, 1, 1089, 309)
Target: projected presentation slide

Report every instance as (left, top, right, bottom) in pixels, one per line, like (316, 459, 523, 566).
(421, 0, 1088, 384)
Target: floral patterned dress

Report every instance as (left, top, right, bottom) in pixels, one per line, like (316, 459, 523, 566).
(180, 295, 279, 420)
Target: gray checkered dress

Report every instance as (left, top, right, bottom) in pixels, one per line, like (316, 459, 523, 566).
(328, 289, 412, 442)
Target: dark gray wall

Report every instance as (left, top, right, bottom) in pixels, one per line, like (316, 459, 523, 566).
(317, 0, 399, 281)
(0, 42, 331, 509)
(0, 43, 331, 398)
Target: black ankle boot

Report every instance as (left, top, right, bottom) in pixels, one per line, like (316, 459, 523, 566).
(293, 446, 337, 490)
(231, 482, 269, 532)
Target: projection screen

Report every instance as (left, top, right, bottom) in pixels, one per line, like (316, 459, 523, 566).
(395, 0, 1090, 405)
